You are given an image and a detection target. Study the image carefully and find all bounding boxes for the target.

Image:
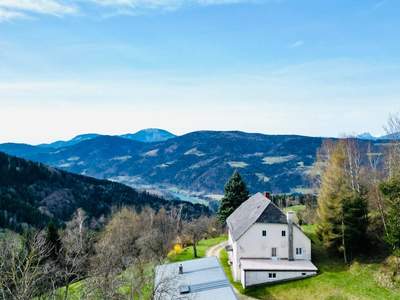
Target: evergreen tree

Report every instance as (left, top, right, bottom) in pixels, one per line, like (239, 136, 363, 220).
(218, 171, 249, 224)
(380, 177, 400, 252)
(342, 190, 369, 260)
(317, 141, 368, 263)
(46, 221, 61, 259)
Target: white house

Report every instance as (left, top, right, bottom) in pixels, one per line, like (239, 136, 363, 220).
(226, 192, 318, 288)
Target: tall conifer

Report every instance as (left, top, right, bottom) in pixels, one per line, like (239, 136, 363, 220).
(317, 141, 368, 263)
(218, 171, 249, 224)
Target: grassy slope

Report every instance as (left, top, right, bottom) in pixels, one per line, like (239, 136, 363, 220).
(283, 204, 306, 214)
(167, 235, 228, 262)
(221, 225, 400, 300)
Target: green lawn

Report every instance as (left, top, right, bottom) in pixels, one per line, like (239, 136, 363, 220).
(168, 235, 228, 262)
(283, 205, 306, 214)
(220, 225, 400, 300)
(48, 281, 85, 300)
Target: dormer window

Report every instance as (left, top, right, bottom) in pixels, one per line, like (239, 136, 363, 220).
(262, 230, 267, 237)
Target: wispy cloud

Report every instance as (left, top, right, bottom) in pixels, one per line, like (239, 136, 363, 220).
(289, 40, 304, 49)
(0, 7, 27, 21)
(91, 0, 263, 7)
(0, 0, 269, 21)
(373, 0, 385, 10)
(0, 0, 78, 21)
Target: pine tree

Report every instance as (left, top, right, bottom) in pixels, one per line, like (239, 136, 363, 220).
(46, 221, 61, 259)
(317, 140, 368, 263)
(380, 177, 400, 252)
(218, 171, 249, 224)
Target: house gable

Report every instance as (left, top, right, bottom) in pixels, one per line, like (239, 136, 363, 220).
(256, 202, 287, 224)
(226, 192, 270, 241)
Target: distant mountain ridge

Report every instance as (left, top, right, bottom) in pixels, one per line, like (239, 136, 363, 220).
(38, 133, 101, 149)
(356, 132, 400, 141)
(33, 128, 176, 149)
(0, 130, 386, 199)
(121, 128, 176, 143)
(0, 151, 208, 231)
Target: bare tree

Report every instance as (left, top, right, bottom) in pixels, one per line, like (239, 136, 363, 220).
(366, 143, 388, 238)
(183, 216, 210, 258)
(86, 207, 145, 299)
(151, 266, 181, 300)
(309, 139, 336, 190)
(343, 138, 362, 193)
(139, 208, 179, 261)
(58, 208, 92, 300)
(384, 113, 400, 178)
(0, 231, 51, 300)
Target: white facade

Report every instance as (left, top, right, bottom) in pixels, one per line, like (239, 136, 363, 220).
(228, 223, 313, 283)
(226, 193, 317, 288)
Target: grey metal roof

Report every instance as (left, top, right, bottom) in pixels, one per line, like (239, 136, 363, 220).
(226, 192, 271, 241)
(154, 257, 237, 300)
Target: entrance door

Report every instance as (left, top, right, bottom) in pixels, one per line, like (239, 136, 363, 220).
(271, 247, 277, 260)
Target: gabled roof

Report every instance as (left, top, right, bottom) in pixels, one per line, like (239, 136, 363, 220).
(227, 192, 278, 241)
(227, 193, 289, 241)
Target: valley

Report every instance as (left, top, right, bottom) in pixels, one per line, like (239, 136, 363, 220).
(0, 129, 386, 205)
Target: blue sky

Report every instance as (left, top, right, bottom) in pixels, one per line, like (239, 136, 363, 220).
(0, 0, 399, 144)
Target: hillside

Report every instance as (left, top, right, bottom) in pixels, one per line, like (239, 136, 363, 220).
(0, 152, 208, 231)
(221, 225, 400, 300)
(0, 131, 385, 198)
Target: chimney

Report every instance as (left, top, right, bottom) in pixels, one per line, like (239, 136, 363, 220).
(287, 211, 294, 261)
(178, 264, 183, 274)
(264, 192, 271, 199)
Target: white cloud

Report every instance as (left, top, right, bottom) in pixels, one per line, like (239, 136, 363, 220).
(89, 0, 265, 12)
(0, 0, 78, 20)
(0, 7, 27, 21)
(0, 0, 268, 20)
(289, 40, 304, 48)
(1, 59, 399, 144)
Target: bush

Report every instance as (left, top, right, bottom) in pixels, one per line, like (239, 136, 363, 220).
(375, 255, 400, 290)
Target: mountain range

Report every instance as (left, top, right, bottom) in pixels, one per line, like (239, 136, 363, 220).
(0, 129, 386, 203)
(356, 132, 399, 141)
(36, 129, 176, 149)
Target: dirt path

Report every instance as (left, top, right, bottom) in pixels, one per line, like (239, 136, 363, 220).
(206, 240, 228, 257)
(206, 241, 257, 300)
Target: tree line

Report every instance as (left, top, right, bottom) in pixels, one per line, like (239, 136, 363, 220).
(315, 115, 400, 263)
(0, 206, 222, 300)
(0, 151, 209, 232)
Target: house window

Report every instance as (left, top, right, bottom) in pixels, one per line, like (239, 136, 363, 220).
(262, 230, 267, 237)
(281, 230, 286, 237)
(296, 248, 302, 255)
(271, 247, 277, 257)
(268, 273, 276, 278)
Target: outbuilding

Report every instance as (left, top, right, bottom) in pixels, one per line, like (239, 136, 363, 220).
(154, 256, 237, 299)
